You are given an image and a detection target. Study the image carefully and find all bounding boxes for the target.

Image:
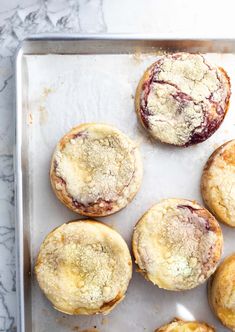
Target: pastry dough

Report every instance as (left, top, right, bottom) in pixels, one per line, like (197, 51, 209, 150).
(50, 123, 142, 217)
(201, 140, 235, 227)
(208, 254, 235, 331)
(35, 220, 132, 315)
(155, 318, 215, 332)
(135, 53, 230, 146)
(132, 198, 223, 291)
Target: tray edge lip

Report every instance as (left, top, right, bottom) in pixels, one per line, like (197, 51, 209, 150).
(14, 33, 235, 332)
(15, 32, 235, 41)
(15, 43, 25, 332)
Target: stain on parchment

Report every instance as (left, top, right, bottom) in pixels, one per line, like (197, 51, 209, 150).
(38, 86, 55, 125)
(39, 105, 48, 125)
(101, 317, 108, 325)
(27, 112, 33, 125)
(42, 87, 54, 97)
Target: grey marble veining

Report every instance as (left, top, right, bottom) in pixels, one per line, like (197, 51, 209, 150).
(0, 155, 15, 332)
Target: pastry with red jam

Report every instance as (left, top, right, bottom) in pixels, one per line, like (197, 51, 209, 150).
(132, 198, 223, 291)
(50, 123, 142, 217)
(135, 53, 231, 146)
(155, 318, 215, 332)
(35, 220, 132, 315)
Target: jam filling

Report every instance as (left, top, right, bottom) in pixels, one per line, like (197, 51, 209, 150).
(139, 55, 229, 146)
(54, 143, 137, 214)
(177, 204, 200, 214)
(72, 130, 88, 139)
(72, 198, 113, 213)
(177, 204, 211, 231)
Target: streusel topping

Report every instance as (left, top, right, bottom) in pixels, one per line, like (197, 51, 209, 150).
(53, 124, 142, 209)
(35, 221, 132, 314)
(133, 198, 222, 290)
(138, 53, 230, 146)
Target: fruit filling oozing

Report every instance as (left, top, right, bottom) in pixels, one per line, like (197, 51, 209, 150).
(53, 125, 138, 212)
(138, 53, 230, 146)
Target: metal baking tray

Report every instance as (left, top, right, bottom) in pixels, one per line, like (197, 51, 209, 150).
(15, 35, 235, 332)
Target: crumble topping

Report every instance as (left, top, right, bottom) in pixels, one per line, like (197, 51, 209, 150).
(138, 53, 230, 146)
(133, 199, 222, 290)
(53, 124, 142, 210)
(35, 221, 132, 314)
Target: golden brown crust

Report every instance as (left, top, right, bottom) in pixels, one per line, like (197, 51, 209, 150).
(208, 254, 235, 331)
(201, 140, 235, 227)
(135, 62, 153, 131)
(219, 66, 231, 113)
(35, 220, 132, 315)
(155, 318, 215, 331)
(135, 53, 231, 147)
(132, 198, 223, 291)
(50, 123, 142, 217)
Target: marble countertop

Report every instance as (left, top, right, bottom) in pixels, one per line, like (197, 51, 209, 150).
(0, 0, 235, 330)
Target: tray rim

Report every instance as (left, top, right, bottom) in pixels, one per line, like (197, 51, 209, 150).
(15, 34, 235, 332)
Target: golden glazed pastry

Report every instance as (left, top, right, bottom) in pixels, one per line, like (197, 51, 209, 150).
(35, 220, 132, 315)
(132, 198, 223, 291)
(155, 318, 215, 332)
(135, 53, 231, 146)
(208, 254, 235, 331)
(201, 140, 235, 227)
(50, 123, 142, 217)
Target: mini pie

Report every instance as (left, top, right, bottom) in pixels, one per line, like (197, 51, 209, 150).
(201, 140, 235, 227)
(50, 123, 142, 217)
(132, 198, 223, 291)
(155, 318, 215, 332)
(135, 53, 231, 146)
(35, 220, 132, 315)
(208, 254, 235, 331)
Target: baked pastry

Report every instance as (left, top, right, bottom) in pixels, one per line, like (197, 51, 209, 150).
(132, 198, 223, 291)
(50, 123, 142, 217)
(35, 220, 132, 315)
(201, 140, 235, 227)
(208, 254, 235, 331)
(155, 318, 215, 332)
(135, 53, 230, 146)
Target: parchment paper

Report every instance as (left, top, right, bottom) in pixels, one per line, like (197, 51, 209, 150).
(24, 52, 235, 332)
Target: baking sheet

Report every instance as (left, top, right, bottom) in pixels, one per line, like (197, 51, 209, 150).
(23, 51, 235, 332)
